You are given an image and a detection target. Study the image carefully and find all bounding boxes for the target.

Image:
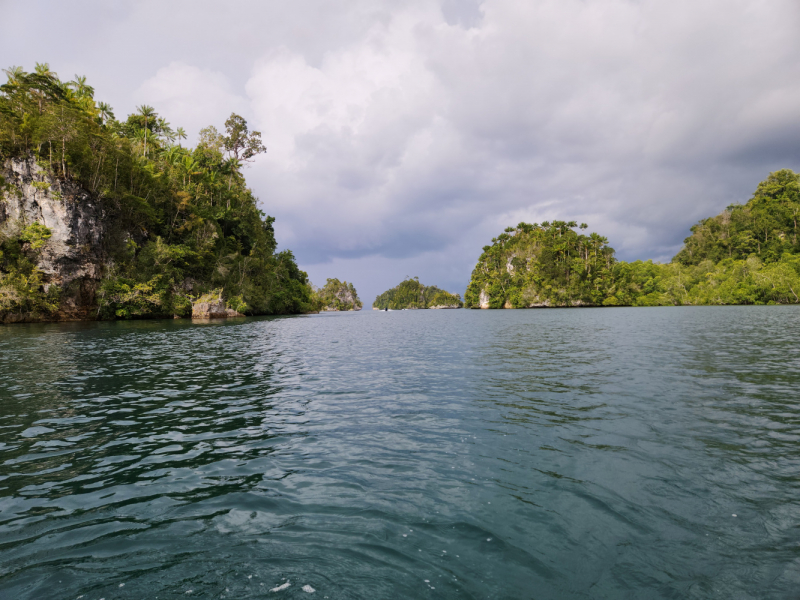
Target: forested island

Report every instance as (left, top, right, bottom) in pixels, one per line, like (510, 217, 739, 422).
(0, 64, 342, 322)
(465, 169, 800, 308)
(373, 277, 463, 309)
(312, 278, 362, 311)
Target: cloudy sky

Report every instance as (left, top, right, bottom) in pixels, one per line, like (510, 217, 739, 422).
(2, 0, 799, 305)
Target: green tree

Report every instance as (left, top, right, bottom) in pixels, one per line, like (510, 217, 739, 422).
(136, 104, 155, 157)
(175, 127, 187, 146)
(223, 113, 266, 161)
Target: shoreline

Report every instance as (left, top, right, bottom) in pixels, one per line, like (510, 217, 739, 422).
(2, 302, 795, 326)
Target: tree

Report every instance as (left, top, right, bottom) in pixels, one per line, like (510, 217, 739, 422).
(69, 74, 94, 99)
(97, 102, 114, 124)
(137, 104, 155, 157)
(221, 157, 242, 194)
(2, 66, 25, 86)
(223, 113, 266, 161)
(175, 127, 187, 146)
(198, 125, 225, 153)
(34, 63, 58, 80)
(157, 117, 174, 143)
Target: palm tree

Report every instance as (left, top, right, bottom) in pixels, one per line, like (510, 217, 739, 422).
(28, 63, 59, 114)
(161, 144, 182, 166)
(34, 62, 58, 80)
(137, 104, 156, 157)
(175, 127, 187, 147)
(2, 65, 25, 86)
(205, 170, 219, 206)
(181, 155, 202, 187)
(69, 75, 94, 99)
(97, 102, 114, 124)
(133, 129, 148, 155)
(157, 118, 175, 144)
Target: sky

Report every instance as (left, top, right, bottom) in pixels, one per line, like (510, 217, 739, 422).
(2, 0, 800, 306)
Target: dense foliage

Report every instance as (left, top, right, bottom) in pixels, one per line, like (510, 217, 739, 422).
(465, 221, 614, 308)
(466, 170, 800, 307)
(674, 169, 800, 265)
(373, 277, 463, 309)
(0, 64, 315, 319)
(428, 289, 464, 308)
(312, 278, 362, 311)
(0, 223, 60, 316)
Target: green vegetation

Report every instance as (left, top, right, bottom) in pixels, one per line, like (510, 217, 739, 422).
(428, 289, 464, 308)
(312, 278, 362, 311)
(0, 63, 316, 320)
(465, 221, 614, 308)
(0, 224, 60, 316)
(466, 169, 800, 307)
(373, 277, 463, 309)
(674, 169, 800, 264)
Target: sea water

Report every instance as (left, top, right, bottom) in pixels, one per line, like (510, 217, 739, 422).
(1, 307, 798, 598)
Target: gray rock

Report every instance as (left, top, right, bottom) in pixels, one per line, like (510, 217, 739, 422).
(1, 157, 106, 321)
(191, 293, 244, 318)
(479, 288, 490, 309)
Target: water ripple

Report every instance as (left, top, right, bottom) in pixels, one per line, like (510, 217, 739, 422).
(1, 307, 799, 598)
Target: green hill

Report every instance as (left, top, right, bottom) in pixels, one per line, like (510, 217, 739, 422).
(465, 169, 800, 308)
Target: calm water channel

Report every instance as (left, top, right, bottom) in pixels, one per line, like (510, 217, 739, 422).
(0, 307, 798, 599)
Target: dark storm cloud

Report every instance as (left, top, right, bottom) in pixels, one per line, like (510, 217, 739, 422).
(2, 0, 799, 304)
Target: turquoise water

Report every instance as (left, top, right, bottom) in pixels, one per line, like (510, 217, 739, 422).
(1, 307, 798, 599)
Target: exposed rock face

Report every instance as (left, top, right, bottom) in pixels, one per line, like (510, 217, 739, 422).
(429, 304, 462, 309)
(506, 254, 516, 274)
(1, 157, 106, 321)
(191, 294, 244, 318)
(479, 289, 490, 309)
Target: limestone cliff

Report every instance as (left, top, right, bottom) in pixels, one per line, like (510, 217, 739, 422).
(0, 157, 107, 322)
(321, 285, 362, 312)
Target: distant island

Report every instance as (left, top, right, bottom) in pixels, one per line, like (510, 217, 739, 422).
(312, 278, 362, 311)
(465, 169, 800, 308)
(373, 277, 463, 309)
(0, 64, 317, 323)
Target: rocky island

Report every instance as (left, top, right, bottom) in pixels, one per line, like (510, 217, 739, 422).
(312, 278, 362, 311)
(0, 65, 317, 323)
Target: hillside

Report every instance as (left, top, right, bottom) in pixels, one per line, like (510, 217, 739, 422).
(373, 277, 463, 309)
(465, 170, 800, 308)
(0, 64, 316, 322)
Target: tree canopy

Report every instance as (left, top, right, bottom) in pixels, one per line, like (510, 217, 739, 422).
(0, 64, 315, 320)
(674, 169, 800, 265)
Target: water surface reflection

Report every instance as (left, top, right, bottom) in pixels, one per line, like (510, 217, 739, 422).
(1, 307, 798, 598)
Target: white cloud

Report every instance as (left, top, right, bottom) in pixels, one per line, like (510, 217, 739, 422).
(241, 0, 800, 302)
(134, 62, 248, 143)
(4, 0, 800, 304)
